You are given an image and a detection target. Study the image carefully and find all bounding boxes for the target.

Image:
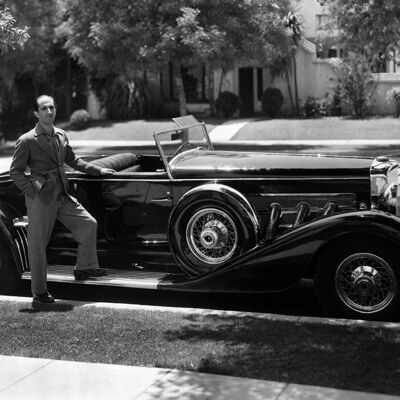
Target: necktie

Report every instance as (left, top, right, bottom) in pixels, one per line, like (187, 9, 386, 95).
(53, 134, 59, 161)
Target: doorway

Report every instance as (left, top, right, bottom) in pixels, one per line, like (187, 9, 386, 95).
(239, 68, 254, 117)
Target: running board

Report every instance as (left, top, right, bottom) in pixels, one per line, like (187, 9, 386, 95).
(21, 265, 177, 290)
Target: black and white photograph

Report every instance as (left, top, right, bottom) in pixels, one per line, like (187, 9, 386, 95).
(0, 0, 399, 399)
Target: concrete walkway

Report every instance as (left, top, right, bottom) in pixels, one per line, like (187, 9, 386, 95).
(1, 355, 398, 400)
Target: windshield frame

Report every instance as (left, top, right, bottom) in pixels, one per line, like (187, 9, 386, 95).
(153, 117, 213, 180)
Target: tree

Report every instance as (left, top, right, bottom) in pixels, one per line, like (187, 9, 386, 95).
(140, 5, 218, 116)
(58, 0, 157, 119)
(0, 3, 29, 54)
(0, 0, 61, 88)
(61, 0, 291, 118)
(0, 2, 29, 139)
(283, 11, 303, 115)
(334, 52, 376, 118)
(200, 0, 292, 114)
(328, 0, 400, 62)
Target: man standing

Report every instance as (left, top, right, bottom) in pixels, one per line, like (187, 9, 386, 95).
(10, 95, 115, 304)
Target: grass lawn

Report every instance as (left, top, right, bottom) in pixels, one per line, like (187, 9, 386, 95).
(65, 118, 224, 141)
(61, 116, 400, 142)
(236, 116, 400, 140)
(1, 300, 399, 396)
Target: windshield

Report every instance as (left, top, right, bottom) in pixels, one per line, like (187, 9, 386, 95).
(153, 115, 213, 177)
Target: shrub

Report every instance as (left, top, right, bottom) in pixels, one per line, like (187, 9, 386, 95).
(91, 75, 166, 120)
(215, 91, 240, 118)
(330, 85, 342, 116)
(261, 87, 284, 117)
(333, 53, 376, 118)
(386, 87, 400, 117)
(69, 109, 91, 130)
(302, 96, 329, 117)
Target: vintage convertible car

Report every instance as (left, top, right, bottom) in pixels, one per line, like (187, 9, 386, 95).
(0, 115, 399, 321)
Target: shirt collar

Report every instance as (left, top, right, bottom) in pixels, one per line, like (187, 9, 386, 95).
(34, 123, 62, 137)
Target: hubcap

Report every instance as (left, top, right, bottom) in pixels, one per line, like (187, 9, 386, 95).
(351, 266, 382, 297)
(335, 253, 396, 314)
(186, 208, 238, 264)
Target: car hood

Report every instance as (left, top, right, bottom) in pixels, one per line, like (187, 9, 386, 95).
(169, 150, 372, 179)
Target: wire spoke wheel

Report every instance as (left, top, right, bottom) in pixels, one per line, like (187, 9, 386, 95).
(335, 252, 397, 314)
(186, 208, 238, 265)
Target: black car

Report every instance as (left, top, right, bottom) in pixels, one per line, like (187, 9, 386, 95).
(1, 116, 399, 321)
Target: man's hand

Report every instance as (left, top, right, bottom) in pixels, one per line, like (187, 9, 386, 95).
(100, 168, 116, 176)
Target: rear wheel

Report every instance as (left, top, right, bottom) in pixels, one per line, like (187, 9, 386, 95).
(0, 240, 20, 294)
(314, 237, 399, 321)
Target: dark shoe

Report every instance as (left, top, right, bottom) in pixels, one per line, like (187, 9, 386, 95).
(33, 292, 55, 303)
(73, 268, 108, 281)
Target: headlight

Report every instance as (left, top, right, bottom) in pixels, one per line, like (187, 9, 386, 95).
(370, 156, 399, 215)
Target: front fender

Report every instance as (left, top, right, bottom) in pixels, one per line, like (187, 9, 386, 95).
(160, 210, 400, 293)
(171, 183, 261, 240)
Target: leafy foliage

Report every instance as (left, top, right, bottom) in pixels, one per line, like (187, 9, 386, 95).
(386, 87, 400, 118)
(215, 91, 240, 118)
(60, 0, 292, 116)
(0, 4, 29, 54)
(0, 0, 63, 82)
(261, 87, 284, 117)
(301, 96, 329, 118)
(333, 53, 376, 118)
(90, 74, 165, 121)
(327, 0, 400, 61)
(69, 109, 90, 129)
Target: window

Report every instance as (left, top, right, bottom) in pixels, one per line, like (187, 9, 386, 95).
(328, 48, 337, 58)
(316, 14, 331, 30)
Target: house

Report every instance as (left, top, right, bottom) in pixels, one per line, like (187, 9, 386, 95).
(88, 0, 400, 119)
(215, 0, 400, 116)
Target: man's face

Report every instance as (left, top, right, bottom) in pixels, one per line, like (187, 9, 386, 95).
(34, 96, 56, 127)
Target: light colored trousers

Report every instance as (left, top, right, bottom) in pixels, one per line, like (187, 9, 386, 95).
(26, 185, 98, 296)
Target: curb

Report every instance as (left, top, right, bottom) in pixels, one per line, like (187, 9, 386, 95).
(1, 295, 399, 330)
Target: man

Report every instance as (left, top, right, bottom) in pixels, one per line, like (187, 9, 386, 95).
(10, 95, 115, 304)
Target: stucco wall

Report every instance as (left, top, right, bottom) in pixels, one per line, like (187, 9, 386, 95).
(371, 73, 400, 115)
(87, 42, 400, 119)
(218, 39, 400, 116)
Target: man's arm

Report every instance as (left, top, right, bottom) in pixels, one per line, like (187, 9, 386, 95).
(64, 136, 114, 176)
(9, 137, 36, 198)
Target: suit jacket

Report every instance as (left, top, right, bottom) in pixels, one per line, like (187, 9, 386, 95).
(10, 123, 102, 204)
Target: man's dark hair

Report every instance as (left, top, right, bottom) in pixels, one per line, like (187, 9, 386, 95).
(34, 95, 57, 111)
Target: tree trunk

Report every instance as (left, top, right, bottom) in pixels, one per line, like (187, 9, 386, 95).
(174, 63, 187, 116)
(293, 57, 299, 116)
(218, 67, 225, 95)
(207, 64, 215, 116)
(285, 70, 295, 115)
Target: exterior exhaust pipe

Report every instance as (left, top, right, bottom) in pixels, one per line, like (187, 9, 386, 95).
(323, 201, 337, 216)
(265, 203, 282, 240)
(293, 202, 310, 227)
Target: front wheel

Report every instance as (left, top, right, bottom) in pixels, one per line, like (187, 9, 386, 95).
(314, 237, 399, 321)
(169, 194, 259, 276)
